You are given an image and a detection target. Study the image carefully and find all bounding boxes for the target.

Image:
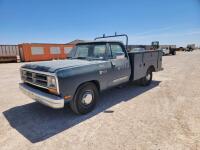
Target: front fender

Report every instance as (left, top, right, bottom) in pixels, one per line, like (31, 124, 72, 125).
(56, 64, 106, 100)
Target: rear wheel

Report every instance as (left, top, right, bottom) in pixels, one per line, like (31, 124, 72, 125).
(172, 50, 176, 55)
(140, 68, 153, 86)
(70, 82, 99, 114)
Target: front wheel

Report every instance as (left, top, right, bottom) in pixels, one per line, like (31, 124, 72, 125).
(140, 69, 153, 86)
(70, 82, 99, 114)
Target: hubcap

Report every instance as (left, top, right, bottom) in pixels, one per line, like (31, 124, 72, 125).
(146, 73, 151, 81)
(81, 91, 93, 105)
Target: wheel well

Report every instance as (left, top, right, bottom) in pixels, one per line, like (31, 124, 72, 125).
(78, 80, 100, 92)
(90, 80, 100, 92)
(149, 65, 156, 72)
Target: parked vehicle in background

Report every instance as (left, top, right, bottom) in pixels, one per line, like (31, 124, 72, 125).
(161, 47, 176, 56)
(0, 45, 20, 63)
(177, 47, 186, 51)
(19, 34, 163, 114)
(161, 48, 170, 55)
(168, 47, 176, 55)
(186, 44, 195, 52)
(151, 41, 176, 56)
(151, 41, 159, 50)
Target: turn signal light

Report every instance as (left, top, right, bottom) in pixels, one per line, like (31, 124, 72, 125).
(48, 88, 58, 95)
(64, 95, 72, 100)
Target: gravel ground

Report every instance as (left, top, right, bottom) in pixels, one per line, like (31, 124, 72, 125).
(0, 50, 200, 150)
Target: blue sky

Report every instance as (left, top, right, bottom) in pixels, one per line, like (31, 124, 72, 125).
(0, 0, 200, 46)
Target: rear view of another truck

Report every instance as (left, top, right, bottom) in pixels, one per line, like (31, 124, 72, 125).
(186, 44, 195, 52)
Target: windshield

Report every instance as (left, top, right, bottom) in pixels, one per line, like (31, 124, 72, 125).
(70, 44, 106, 60)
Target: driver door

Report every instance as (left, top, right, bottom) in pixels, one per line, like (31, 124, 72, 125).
(108, 43, 131, 87)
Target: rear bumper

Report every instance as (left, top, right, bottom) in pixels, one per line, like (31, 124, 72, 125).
(19, 83, 64, 109)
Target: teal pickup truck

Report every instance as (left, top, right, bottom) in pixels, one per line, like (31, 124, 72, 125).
(19, 34, 163, 114)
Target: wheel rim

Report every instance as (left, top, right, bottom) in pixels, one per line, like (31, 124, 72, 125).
(146, 72, 151, 81)
(81, 90, 93, 105)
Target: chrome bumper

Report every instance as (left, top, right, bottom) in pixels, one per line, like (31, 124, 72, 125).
(19, 83, 64, 109)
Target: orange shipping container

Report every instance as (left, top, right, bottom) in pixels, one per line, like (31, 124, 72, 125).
(18, 43, 74, 62)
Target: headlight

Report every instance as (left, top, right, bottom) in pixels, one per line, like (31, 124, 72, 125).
(47, 76, 57, 88)
(47, 76, 59, 95)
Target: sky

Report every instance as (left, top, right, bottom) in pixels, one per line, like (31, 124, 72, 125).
(0, 0, 200, 47)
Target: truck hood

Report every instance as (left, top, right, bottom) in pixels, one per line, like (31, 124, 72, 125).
(21, 59, 104, 73)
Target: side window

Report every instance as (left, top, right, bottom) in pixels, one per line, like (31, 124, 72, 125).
(93, 45, 106, 59)
(110, 44, 125, 59)
(31, 47, 44, 55)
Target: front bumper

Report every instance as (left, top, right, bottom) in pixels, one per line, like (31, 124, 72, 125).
(19, 83, 64, 109)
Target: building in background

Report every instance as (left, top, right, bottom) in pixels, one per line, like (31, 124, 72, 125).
(0, 43, 74, 63)
(0, 45, 20, 62)
(66, 39, 85, 45)
(18, 43, 74, 62)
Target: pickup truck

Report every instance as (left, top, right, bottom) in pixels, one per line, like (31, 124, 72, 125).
(162, 47, 176, 56)
(19, 34, 163, 114)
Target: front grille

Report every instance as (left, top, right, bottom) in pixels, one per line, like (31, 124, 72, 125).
(21, 70, 48, 89)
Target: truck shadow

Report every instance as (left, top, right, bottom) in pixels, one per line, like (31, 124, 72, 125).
(3, 81, 160, 143)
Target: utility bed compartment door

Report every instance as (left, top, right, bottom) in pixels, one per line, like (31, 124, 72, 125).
(157, 51, 162, 70)
(133, 53, 146, 80)
(143, 51, 158, 71)
(128, 50, 162, 81)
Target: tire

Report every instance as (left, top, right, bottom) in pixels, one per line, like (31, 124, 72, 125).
(140, 68, 153, 86)
(172, 51, 176, 55)
(70, 82, 99, 114)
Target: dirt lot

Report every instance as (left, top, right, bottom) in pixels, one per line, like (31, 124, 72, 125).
(0, 50, 200, 150)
